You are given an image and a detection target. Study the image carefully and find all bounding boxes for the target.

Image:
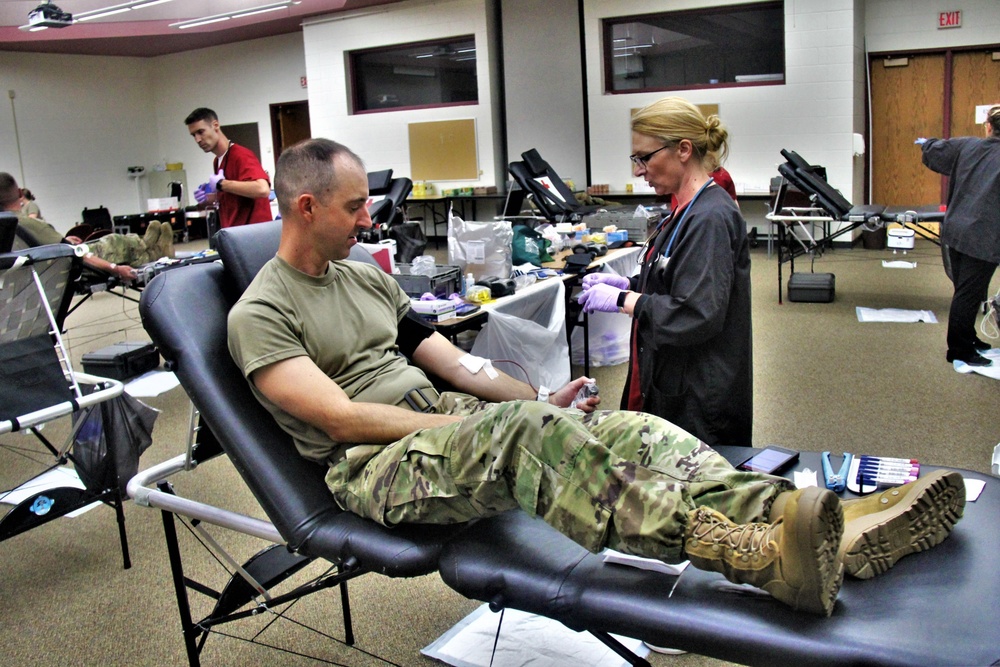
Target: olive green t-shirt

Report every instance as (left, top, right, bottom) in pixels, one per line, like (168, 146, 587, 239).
(227, 255, 434, 464)
(17, 212, 64, 246)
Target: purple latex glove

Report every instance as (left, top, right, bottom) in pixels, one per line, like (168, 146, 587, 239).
(577, 283, 623, 314)
(205, 172, 224, 193)
(193, 183, 209, 203)
(582, 272, 630, 291)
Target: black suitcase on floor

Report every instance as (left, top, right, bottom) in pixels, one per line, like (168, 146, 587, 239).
(787, 272, 835, 303)
(82, 341, 160, 382)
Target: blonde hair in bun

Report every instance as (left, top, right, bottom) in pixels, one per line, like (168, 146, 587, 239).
(632, 97, 729, 171)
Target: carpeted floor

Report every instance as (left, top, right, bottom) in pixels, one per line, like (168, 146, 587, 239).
(1, 236, 997, 666)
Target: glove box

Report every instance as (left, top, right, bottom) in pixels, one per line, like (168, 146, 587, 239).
(787, 272, 835, 303)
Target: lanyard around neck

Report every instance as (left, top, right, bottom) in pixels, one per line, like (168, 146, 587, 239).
(662, 176, 714, 259)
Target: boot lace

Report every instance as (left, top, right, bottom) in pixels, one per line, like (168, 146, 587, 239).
(692, 510, 776, 554)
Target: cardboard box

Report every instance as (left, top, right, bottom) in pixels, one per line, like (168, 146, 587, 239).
(147, 197, 179, 212)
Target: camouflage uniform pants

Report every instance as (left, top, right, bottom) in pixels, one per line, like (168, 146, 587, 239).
(326, 393, 793, 563)
(87, 220, 171, 267)
(87, 233, 154, 267)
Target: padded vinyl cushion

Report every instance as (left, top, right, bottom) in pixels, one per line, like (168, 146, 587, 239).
(440, 450, 1000, 667)
(521, 148, 550, 176)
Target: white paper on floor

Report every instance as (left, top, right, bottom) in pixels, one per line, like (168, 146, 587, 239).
(882, 260, 917, 269)
(856, 307, 937, 323)
(953, 352, 1000, 380)
(421, 604, 649, 667)
(125, 370, 180, 397)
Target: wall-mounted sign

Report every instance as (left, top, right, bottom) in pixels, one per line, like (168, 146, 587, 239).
(975, 105, 997, 124)
(938, 10, 961, 29)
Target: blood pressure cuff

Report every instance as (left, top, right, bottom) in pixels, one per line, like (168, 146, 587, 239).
(397, 308, 435, 358)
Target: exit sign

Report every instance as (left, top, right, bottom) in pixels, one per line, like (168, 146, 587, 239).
(938, 10, 961, 28)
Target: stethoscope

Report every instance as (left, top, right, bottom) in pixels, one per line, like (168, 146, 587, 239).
(637, 176, 715, 272)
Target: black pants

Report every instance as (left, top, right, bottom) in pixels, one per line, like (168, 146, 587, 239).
(947, 247, 998, 356)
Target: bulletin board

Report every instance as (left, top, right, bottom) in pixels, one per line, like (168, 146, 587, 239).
(408, 119, 478, 181)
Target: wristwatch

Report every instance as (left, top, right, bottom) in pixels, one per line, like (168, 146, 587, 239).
(216, 179, 225, 193)
(616, 291, 627, 311)
(536, 385, 550, 402)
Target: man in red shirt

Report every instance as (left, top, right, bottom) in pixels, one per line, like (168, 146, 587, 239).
(185, 108, 272, 228)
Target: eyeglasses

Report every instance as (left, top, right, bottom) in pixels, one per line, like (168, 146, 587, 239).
(629, 144, 671, 168)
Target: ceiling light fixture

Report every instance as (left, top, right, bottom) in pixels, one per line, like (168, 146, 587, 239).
(18, 0, 177, 30)
(75, 0, 176, 22)
(170, 1, 298, 30)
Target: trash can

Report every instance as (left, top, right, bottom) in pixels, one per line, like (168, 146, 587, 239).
(861, 226, 886, 249)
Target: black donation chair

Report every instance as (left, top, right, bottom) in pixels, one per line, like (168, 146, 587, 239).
(132, 220, 460, 666)
(0, 211, 18, 254)
(508, 148, 602, 223)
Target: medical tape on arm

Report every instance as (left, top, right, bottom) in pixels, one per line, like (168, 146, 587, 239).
(459, 353, 499, 379)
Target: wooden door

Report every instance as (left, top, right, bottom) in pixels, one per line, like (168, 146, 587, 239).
(870, 54, 944, 207)
(269, 101, 311, 160)
(950, 51, 1000, 138)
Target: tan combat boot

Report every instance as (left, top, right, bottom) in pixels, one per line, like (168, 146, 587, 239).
(684, 487, 843, 616)
(839, 469, 965, 579)
(158, 221, 175, 259)
(142, 220, 162, 251)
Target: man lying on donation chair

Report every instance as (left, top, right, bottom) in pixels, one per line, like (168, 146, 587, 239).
(1, 172, 174, 284)
(227, 138, 966, 617)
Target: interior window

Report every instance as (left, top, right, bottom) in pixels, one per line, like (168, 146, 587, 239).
(603, 2, 785, 94)
(350, 37, 478, 114)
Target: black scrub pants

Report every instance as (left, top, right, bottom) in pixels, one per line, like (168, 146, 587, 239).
(947, 247, 998, 358)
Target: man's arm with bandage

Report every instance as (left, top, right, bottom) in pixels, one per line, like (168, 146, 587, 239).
(407, 322, 600, 412)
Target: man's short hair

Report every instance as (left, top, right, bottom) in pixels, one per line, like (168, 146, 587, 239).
(0, 172, 21, 210)
(274, 139, 365, 219)
(184, 107, 218, 126)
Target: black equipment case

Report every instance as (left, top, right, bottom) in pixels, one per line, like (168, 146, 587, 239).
(82, 341, 160, 381)
(787, 272, 835, 303)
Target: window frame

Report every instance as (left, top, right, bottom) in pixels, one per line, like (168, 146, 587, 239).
(348, 36, 479, 115)
(602, 2, 785, 95)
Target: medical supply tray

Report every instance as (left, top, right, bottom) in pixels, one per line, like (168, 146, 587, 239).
(787, 272, 835, 303)
(392, 264, 462, 298)
(81, 341, 160, 381)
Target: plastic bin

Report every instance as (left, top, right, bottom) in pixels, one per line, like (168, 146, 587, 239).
(391, 264, 462, 298)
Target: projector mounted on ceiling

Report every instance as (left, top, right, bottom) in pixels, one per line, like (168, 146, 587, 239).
(27, 1, 74, 28)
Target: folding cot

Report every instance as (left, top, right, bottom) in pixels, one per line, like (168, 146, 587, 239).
(132, 221, 1000, 667)
(768, 150, 945, 302)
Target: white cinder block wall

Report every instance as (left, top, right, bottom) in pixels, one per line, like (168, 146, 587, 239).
(865, 0, 1000, 52)
(301, 0, 502, 191)
(3, 0, 997, 234)
(149, 32, 309, 197)
(0, 52, 157, 231)
(585, 0, 863, 204)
